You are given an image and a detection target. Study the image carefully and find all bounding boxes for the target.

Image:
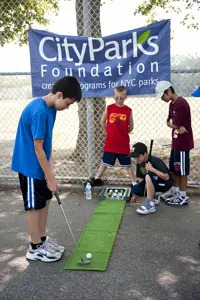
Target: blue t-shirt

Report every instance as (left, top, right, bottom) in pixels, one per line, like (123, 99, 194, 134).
(11, 98, 56, 179)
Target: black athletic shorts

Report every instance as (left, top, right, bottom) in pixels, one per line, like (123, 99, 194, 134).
(18, 173, 52, 211)
(169, 150, 190, 176)
(101, 151, 131, 167)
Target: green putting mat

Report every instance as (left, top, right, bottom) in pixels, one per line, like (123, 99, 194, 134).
(64, 200, 126, 271)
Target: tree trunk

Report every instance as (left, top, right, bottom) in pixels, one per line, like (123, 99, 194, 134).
(73, 0, 106, 176)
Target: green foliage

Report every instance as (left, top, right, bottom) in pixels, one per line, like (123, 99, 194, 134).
(134, 0, 200, 29)
(0, 0, 60, 46)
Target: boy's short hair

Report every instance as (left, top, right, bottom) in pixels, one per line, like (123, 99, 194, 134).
(115, 86, 127, 93)
(51, 76, 82, 102)
(164, 86, 175, 95)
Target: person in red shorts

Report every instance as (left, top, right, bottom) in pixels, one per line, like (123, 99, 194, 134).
(90, 86, 135, 186)
(155, 81, 194, 206)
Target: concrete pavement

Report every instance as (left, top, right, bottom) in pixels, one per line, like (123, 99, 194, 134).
(0, 188, 200, 300)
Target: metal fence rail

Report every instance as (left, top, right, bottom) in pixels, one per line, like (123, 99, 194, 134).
(0, 69, 200, 184)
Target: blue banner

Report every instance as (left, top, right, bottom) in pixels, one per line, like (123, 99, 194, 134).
(28, 20, 170, 97)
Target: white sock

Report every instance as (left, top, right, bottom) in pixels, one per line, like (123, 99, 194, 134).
(179, 191, 186, 197)
(172, 186, 179, 193)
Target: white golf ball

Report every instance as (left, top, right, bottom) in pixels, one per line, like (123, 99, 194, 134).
(86, 253, 92, 259)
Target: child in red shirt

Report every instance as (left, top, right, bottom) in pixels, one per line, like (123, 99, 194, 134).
(90, 86, 135, 186)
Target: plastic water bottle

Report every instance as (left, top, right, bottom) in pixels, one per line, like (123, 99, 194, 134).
(85, 182, 92, 200)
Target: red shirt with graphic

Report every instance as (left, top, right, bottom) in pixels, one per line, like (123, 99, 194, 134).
(167, 97, 194, 151)
(104, 104, 132, 154)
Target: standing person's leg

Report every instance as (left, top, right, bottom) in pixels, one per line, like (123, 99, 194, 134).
(90, 152, 116, 186)
(27, 209, 43, 244)
(161, 174, 180, 201)
(172, 174, 180, 193)
(39, 200, 50, 238)
(167, 151, 189, 205)
(118, 154, 135, 184)
(26, 208, 61, 261)
(173, 175, 180, 188)
(179, 175, 187, 191)
(95, 164, 107, 179)
(40, 199, 65, 254)
(18, 173, 61, 262)
(161, 150, 180, 201)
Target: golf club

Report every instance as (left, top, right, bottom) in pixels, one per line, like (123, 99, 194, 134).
(144, 139, 154, 197)
(55, 192, 91, 265)
(148, 139, 154, 162)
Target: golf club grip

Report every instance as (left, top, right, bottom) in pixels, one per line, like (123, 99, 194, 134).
(148, 139, 154, 162)
(55, 192, 62, 205)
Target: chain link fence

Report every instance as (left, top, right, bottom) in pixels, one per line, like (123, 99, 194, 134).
(1, 0, 200, 185)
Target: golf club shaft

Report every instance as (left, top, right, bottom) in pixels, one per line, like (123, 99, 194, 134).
(144, 139, 154, 197)
(148, 139, 154, 162)
(55, 193, 84, 262)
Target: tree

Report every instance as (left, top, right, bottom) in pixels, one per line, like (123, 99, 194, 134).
(74, 0, 106, 176)
(0, 0, 105, 178)
(134, 0, 200, 29)
(0, 0, 60, 46)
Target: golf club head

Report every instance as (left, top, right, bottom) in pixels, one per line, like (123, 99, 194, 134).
(77, 260, 91, 265)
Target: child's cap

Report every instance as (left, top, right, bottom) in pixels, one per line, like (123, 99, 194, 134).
(155, 81, 171, 99)
(191, 87, 200, 97)
(130, 142, 147, 157)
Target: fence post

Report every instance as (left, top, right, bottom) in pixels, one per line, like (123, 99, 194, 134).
(83, 0, 96, 179)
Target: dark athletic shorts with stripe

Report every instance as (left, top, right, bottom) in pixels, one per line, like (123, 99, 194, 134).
(101, 151, 131, 167)
(18, 173, 52, 211)
(169, 150, 190, 176)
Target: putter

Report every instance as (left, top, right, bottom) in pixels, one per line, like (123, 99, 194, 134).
(55, 192, 91, 265)
(144, 139, 154, 198)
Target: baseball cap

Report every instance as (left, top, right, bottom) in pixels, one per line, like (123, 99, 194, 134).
(130, 142, 147, 158)
(191, 87, 200, 97)
(155, 81, 171, 99)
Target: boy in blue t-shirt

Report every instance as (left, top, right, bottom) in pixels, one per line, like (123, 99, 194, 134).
(11, 76, 82, 262)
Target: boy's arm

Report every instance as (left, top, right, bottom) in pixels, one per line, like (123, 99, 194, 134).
(167, 120, 179, 129)
(49, 151, 54, 173)
(34, 139, 57, 194)
(167, 102, 188, 133)
(100, 109, 107, 134)
(167, 121, 187, 134)
(166, 104, 177, 129)
(145, 162, 169, 181)
(128, 112, 133, 133)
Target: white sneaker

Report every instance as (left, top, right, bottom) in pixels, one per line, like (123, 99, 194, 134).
(26, 244, 61, 262)
(44, 236, 65, 254)
(166, 195, 189, 206)
(165, 193, 180, 202)
(136, 199, 156, 215)
(160, 188, 178, 201)
(154, 192, 162, 205)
